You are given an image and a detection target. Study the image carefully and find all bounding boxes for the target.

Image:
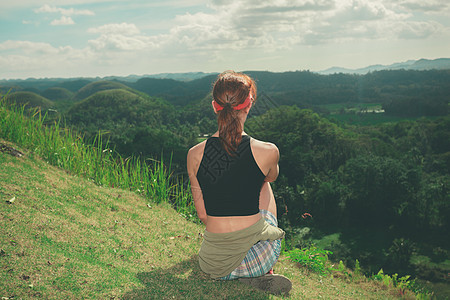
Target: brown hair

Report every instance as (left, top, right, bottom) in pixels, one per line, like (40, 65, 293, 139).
(212, 70, 257, 155)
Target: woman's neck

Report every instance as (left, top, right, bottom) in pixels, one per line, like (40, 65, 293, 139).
(212, 130, 247, 137)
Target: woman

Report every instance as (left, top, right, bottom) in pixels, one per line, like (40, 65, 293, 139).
(187, 71, 292, 295)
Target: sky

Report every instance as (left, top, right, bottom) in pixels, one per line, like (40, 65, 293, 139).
(0, 0, 449, 79)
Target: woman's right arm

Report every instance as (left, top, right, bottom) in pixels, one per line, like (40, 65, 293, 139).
(187, 145, 208, 225)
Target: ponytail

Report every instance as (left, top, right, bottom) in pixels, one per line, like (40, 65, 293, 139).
(212, 71, 256, 155)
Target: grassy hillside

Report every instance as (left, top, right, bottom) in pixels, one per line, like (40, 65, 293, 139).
(68, 89, 170, 126)
(66, 88, 187, 163)
(73, 81, 135, 101)
(130, 75, 217, 106)
(0, 140, 416, 299)
(4, 91, 54, 111)
(41, 87, 74, 101)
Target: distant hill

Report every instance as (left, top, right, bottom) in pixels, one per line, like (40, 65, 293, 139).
(131, 78, 184, 97)
(41, 87, 74, 101)
(66, 88, 186, 162)
(68, 89, 171, 127)
(0, 72, 215, 91)
(104, 71, 217, 82)
(2, 67, 449, 114)
(318, 58, 450, 75)
(4, 91, 54, 110)
(129, 74, 217, 106)
(57, 79, 93, 93)
(73, 80, 136, 101)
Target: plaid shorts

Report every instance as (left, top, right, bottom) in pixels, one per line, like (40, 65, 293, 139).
(219, 209, 282, 280)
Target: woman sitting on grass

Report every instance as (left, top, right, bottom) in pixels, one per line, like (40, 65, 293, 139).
(187, 70, 292, 295)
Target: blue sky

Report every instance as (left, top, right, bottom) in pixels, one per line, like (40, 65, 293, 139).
(1, 0, 449, 79)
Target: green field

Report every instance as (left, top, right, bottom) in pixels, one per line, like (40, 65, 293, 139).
(325, 113, 424, 126)
(318, 103, 383, 113)
(316, 103, 438, 125)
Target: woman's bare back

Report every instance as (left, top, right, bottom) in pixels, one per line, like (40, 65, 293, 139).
(187, 133, 279, 233)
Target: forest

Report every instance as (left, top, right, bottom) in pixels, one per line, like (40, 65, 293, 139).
(1, 69, 449, 296)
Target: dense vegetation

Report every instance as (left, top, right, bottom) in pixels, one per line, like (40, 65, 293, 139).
(248, 108, 449, 279)
(1, 69, 449, 297)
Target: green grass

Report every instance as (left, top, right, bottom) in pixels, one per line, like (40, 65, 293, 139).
(1, 142, 419, 299)
(0, 94, 430, 298)
(0, 95, 197, 221)
(317, 102, 439, 126)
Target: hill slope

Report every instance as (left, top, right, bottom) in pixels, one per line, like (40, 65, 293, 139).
(66, 89, 186, 162)
(41, 87, 74, 101)
(0, 140, 413, 299)
(67, 89, 171, 127)
(4, 91, 54, 110)
(73, 80, 135, 101)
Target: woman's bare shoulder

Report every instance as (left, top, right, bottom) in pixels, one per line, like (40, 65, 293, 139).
(188, 140, 207, 156)
(250, 137, 279, 152)
(187, 140, 207, 171)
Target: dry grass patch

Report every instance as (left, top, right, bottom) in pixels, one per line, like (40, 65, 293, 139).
(1, 149, 206, 299)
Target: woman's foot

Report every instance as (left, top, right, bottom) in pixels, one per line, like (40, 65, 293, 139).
(238, 274, 292, 295)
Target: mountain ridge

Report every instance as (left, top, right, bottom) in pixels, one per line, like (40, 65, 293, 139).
(2, 58, 449, 84)
(318, 58, 450, 75)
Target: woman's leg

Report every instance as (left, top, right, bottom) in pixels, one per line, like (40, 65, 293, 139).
(259, 182, 279, 275)
(219, 182, 281, 281)
(259, 181, 277, 217)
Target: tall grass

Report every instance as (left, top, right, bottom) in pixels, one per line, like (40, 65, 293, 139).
(0, 94, 197, 221)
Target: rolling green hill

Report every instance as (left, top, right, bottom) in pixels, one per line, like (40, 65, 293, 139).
(66, 89, 187, 164)
(4, 91, 54, 111)
(130, 76, 216, 106)
(41, 87, 74, 101)
(67, 89, 174, 129)
(57, 79, 93, 93)
(73, 80, 135, 101)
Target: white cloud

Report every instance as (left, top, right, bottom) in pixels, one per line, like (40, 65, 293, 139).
(88, 23, 140, 35)
(34, 4, 95, 16)
(332, 0, 390, 21)
(2, 0, 120, 9)
(395, 21, 443, 39)
(0, 40, 62, 54)
(0, 39, 100, 78)
(51, 16, 75, 26)
(77, 0, 446, 61)
(1, 0, 449, 78)
(87, 23, 160, 51)
(390, 0, 450, 13)
(88, 34, 153, 51)
(33, 4, 94, 26)
(181, 0, 446, 48)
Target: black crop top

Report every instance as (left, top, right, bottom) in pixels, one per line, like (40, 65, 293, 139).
(196, 135, 266, 216)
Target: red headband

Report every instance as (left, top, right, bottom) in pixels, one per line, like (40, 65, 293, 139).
(213, 93, 253, 112)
